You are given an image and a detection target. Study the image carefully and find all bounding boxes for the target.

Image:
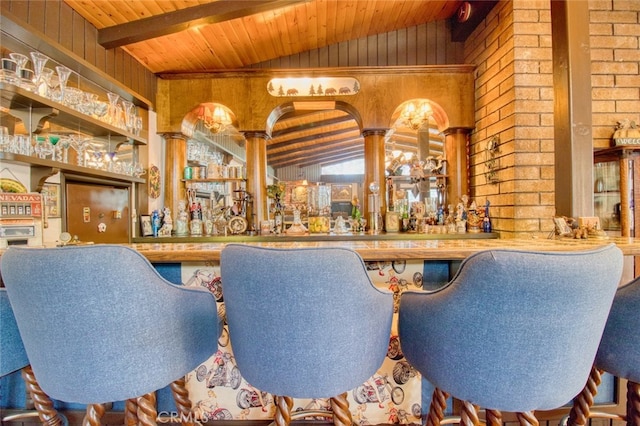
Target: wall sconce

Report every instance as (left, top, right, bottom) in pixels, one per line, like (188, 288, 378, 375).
(199, 105, 232, 133)
(402, 102, 432, 130)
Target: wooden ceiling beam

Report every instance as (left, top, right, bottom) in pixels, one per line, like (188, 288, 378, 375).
(98, 0, 306, 49)
(269, 126, 362, 148)
(270, 146, 364, 168)
(271, 115, 356, 138)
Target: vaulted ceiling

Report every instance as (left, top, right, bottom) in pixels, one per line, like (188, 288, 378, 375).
(62, 0, 492, 171)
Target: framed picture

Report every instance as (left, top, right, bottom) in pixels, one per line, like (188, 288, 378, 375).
(331, 184, 353, 202)
(553, 216, 573, 236)
(42, 183, 61, 218)
(140, 215, 153, 236)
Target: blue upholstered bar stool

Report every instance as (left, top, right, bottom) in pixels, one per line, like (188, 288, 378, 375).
(1, 245, 220, 426)
(1, 288, 67, 425)
(566, 275, 640, 426)
(220, 244, 394, 426)
(398, 245, 623, 426)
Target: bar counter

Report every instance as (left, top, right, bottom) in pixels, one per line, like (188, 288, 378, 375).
(129, 236, 640, 263)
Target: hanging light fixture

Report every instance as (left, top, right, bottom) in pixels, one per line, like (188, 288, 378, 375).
(199, 105, 232, 133)
(401, 101, 432, 130)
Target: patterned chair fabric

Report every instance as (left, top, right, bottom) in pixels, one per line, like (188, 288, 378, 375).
(398, 244, 623, 425)
(220, 244, 394, 425)
(1, 245, 220, 424)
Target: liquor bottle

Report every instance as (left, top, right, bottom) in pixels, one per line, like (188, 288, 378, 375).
(483, 200, 492, 233)
(151, 210, 160, 237)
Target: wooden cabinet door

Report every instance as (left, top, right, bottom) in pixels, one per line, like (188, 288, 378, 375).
(65, 182, 130, 243)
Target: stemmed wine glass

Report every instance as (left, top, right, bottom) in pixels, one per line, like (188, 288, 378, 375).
(30, 52, 50, 97)
(70, 135, 91, 167)
(59, 135, 72, 163)
(121, 100, 136, 133)
(9, 53, 29, 90)
(55, 65, 72, 104)
(9, 53, 28, 77)
(48, 134, 60, 161)
(106, 92, 120, 126)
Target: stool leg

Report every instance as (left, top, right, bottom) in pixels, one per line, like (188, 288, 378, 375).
(426, 388, 450, 426)
(459, 400, 479, 426)
(568, 365, 602, 426)
(21, 366, 64, 426)
(516, 411, 539, 426)
(330, 392, 353, 426)
(137, 392, 158, 426)
(274, 395, 293, 426)
(82, 404, 105, 426)
(628, 380, 640, 426)
(124, 398, 138, 425)
(485, 409, 502, 426)
(170, 377, 195, 425)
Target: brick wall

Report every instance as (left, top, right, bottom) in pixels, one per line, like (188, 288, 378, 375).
(590, 0, 640, 148)
(465, 0, 555, 238)
(466, 0, 640, 238)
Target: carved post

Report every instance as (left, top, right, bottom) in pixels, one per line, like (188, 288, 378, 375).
(363, 129, 388, 216)
(243, 131, 269, 229)
(161, 132, 188, 220)
(443, 128, 471, 204)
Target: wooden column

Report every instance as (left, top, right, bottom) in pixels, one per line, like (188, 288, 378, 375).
(243, 131, 269, 229)
(443, 128, 470, 205)
(161, 133, 187, 221)
(363, 129, 388, 216)
(551, 0, 593, 217)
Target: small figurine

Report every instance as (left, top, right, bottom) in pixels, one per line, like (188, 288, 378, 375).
(175, 200, 189, 236)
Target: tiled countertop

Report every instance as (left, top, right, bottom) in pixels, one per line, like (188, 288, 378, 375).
(128, 236, 640, 262)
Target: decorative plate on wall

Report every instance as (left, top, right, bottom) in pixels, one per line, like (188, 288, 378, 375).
(149, 165, 161, 199)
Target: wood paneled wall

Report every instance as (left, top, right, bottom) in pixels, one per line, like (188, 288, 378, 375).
(0, 0, 156, 105)
(252, 20, 465, 69)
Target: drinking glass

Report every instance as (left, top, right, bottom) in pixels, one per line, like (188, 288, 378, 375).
(30, 52, 49, 97)
(34, 135, 52, 159)
(48, 134, 60, 161)
(39, 67, 54, 98)
(59, 135, 72, 163)
(107, 92, 120, 126)
(9, 53, 29, 77)
(121, 100, 135, 133)
(71, 135, 91, 166)
(1, 58, 18, 84)
(55, 65, 72, 104)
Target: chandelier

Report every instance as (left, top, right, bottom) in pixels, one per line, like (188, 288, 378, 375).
(199, 105, 232, 133)
(401, 102, 432, 130)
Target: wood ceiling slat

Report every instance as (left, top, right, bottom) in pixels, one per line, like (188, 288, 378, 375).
(275, 148, 364, 168)
(315, 0, 328, 49)
(269, 129, 363, 153)
(269, 145, 363, 168)
(241, 14, 278, 62)
(304, 1, 319, 51)
(269, 138, 362, 162)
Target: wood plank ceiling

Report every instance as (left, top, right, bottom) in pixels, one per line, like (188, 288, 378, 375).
(63, 0, 477, 172)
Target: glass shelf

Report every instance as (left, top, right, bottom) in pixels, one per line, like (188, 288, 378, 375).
(0, 83, 147, 145)
(0, 152, 145, 192)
